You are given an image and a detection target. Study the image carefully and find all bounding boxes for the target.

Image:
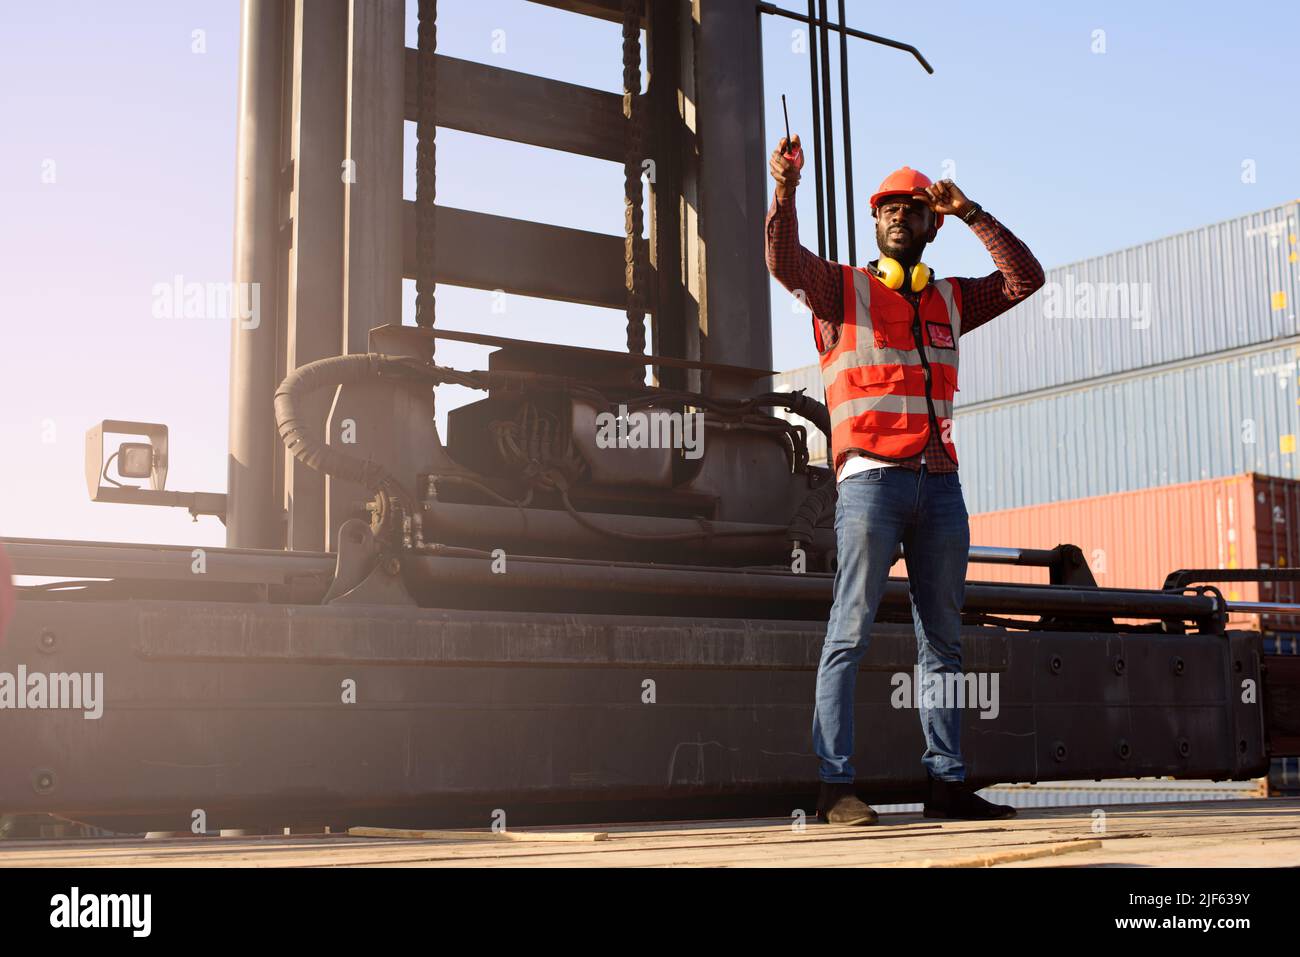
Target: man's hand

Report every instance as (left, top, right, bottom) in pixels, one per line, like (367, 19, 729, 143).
(769, 135, 804, 200)
(923, 179, 975, 219)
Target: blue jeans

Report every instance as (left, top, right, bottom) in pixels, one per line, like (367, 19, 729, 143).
(812, 464, 970, 784)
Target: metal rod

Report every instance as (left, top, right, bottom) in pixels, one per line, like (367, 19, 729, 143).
(816, 0, 836, 260)
(1224, 601, 1300, 617)
(757, 2, 935, 74)
(2, 539, 335, 585)
(422, 541, 1069, 572)
(0, 530, 1066, 566)
(420, 499, 837, 562)
(0, 536, 331, 559)
(227, 0, 289, 549)
(408, 551, 1221, 621)
(418, 501, 1073, 570)
(968, 545, 1062, 566)
(804, 0, 826, 257)
(836, 0, 856, 263)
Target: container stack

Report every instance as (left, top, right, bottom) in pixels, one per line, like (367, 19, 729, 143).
(773, 200, 1300, 791)
(966, 473, 1299, 631)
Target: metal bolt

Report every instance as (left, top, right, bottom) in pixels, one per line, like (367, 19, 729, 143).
(384, 556, 401, 576)
(32, 769, 55, 794)
(1053, 742, 1067, 762)
(38, 629, 57, 653)
(1171, 656, 1185, 676)
(1178, 738, 1191, 758)
(1116, 740, 1131, 760)
(1113, 656, 1126, 676)
(1049, 655, 1063, 675)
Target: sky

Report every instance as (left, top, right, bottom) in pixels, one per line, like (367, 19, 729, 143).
(1, 0, 1297, 552)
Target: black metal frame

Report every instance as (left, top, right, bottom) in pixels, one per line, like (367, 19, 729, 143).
(757, 1, 933, 261)
(0, 598, 1269, 830)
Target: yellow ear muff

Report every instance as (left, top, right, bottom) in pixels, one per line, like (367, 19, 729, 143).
(876, 257, 905, 290)
(909, 262, 931, 293)
(875, 257, 931, 292)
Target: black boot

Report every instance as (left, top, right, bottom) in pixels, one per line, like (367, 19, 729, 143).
(817, 782, 879, 825)
(923, 777, 1016, 820)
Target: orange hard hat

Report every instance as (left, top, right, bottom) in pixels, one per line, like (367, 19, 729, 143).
(870, 167, 943, 229)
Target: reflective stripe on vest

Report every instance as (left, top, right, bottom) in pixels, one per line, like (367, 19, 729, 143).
(818, 266, 961, 469)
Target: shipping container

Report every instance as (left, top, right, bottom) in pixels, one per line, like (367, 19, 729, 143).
(1264, 631, 1300, 655)
(954, 342, 1300, 512)
(957, 201, 1300, 405)
(966, 473, 1300, 631)
(776, 339, 1300, 509)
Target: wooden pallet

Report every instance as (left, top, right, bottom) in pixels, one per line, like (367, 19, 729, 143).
(1, 798, 1297, 868)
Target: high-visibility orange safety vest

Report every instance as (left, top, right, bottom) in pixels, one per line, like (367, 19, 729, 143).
(817, 265, 962, 473)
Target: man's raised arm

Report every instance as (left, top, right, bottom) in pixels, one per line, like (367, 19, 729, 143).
(927, 181, 1045, 336)
(764, 135, 844, 334)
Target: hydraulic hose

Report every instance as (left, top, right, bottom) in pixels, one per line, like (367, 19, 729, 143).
(788, 476, 838, 547)
(752, 388, 831, 439)
(273, 354, 423, 513)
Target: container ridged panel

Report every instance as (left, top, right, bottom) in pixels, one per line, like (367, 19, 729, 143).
(957, 202, 1300, 404)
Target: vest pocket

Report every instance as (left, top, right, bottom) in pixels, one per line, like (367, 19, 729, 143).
(876, 314, 915, 351)
(940, 363, 959, 398)
(846, 363, 909, 398)
(844, 366, 911, 431)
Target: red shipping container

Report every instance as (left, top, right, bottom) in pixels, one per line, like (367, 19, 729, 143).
(964, 473, 1300, 630)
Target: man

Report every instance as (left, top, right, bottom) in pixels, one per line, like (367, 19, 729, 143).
(766, 135, 1045, 825)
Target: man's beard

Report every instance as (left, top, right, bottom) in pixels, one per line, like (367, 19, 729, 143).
(876, 227, 927, 265)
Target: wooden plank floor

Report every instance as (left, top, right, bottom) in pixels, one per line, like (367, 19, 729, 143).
(1, 799, 1297, 868)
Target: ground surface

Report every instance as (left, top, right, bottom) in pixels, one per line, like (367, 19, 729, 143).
(0, 798, 1297, 867)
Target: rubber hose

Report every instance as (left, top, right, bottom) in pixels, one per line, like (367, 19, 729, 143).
(274, 353, 411, 494)
(751, 389, 830, 439)
(787, 478, 837, 546)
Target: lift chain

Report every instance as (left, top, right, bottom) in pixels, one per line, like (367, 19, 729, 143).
(415, 0, 438, 349)
(622, 0, 646, 356)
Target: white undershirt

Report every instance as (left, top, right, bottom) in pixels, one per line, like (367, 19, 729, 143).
(837, 451, 924, 483)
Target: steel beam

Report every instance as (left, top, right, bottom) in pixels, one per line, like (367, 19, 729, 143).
(525, 0, 632, 25)
(331, 0, 406, 548)
(228, 0, 291, 549)
(285, 0, 348, 551)
(341, 0, 404, 351)
(694, 0, 772, 396)
(402, 203, 643, 309)
(403, 52, 625, 162)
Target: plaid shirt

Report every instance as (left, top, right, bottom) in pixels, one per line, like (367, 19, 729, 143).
(765, 190, 1045, 473)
